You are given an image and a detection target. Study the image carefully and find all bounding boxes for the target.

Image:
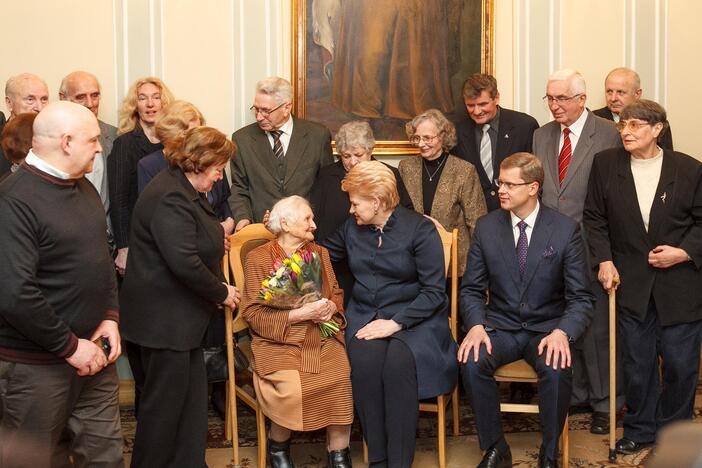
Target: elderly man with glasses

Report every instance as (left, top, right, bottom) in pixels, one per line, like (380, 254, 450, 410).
(532, 68, 623, 437)
(228, 76, 333, 231)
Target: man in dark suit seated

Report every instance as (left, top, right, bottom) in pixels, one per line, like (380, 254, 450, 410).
(453, 74, 539, 212)
(593, 67, 673, 150)
(459, 153, 593, 468)
(227, 76, 334, 231)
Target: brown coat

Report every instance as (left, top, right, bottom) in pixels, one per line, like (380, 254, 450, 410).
(241, 241, 345, 376)
(398, 155, 487, 275)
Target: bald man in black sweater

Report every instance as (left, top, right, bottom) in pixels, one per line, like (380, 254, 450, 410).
(0, 102, 123, 467)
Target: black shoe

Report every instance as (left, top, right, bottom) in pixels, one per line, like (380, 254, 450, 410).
(615, 437, 653, 455)
(477, 446, 512, 468)
(538, 446, 558, 468)
(267, 438, 294, 468)
(509, 382, 536, 404)
(327, 447, 352, 468)
(590, 411, 610, 435)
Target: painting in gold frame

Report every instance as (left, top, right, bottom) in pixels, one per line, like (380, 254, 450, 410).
(292, 0, 495, 155)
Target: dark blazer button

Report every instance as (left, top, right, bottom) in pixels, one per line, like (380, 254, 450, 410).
(521, 322, 528, 328)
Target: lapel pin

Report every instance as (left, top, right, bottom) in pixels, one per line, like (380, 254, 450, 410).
(504, 134, 509, 139)
(660, 192, 667, 204)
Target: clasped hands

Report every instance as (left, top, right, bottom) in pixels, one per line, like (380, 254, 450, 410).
(457, 324, 571, 370)
(221, 283, 241, 309)
(66, 319, 122, 376)
(598, 245, 690, 291)
(290, 298, 337, 324)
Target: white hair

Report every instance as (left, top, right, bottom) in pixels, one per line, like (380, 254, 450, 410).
(268, 195, 310, 235)
(5, 73, 48, 99)
(548, 68, 586, 95)
(255, 76, 293, 105)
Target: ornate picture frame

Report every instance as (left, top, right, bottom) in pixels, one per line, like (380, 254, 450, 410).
(292, 0, 495, 155)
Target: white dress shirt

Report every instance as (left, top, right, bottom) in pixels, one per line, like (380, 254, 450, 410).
(510, 201, 541, 247)
(559, 109, 589, 153)
(24, 149, 70, 179)
(266, 116, 294, 156)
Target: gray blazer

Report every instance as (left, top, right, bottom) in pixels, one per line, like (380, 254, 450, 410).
(533, 110, 621, 223)
(96, 120, 117, 231)
(228, 117, 333, 222)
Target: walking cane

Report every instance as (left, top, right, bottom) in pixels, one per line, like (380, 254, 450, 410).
(608, 281, 619, 463)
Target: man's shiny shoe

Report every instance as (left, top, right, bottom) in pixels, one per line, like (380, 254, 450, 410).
(590, 411, 610, 434)
(477, 446, 512, 468)
(615, 437, 654, 455)
(267, 438, 294, 468)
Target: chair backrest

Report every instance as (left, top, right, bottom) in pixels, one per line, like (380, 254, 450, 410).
(224, 223, 275, 333)
(436, 227, 459, 341)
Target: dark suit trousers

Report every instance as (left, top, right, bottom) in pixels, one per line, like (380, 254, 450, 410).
(618, 299, 702, 443)
(347, 337, 418, 468)
(130, 347, 208, 468)
(571, 277, 625, 412)
(0, 361, 123, 468)
(461, 329, 572, 460)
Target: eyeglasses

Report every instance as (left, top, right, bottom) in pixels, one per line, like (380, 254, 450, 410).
(409, 134, 439, 145)
(495, 179, 533, 190)
(542, 94, 583, 105)
(615, 120, 651, 132)
(250, 101, 287, 117)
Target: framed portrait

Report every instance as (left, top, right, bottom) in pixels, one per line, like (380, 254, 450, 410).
(292, 0, 495, 155)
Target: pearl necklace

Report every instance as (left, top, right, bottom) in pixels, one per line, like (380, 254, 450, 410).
(423, 154, 448, 181)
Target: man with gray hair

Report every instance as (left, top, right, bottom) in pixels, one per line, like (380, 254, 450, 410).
(0, 73, 49, 176)
(593, 67, 674, 150)
(533, 68, 622, 436)
(228, 76, 333, 231)
(0, 101, 123, 467)
(59, 71, 117, 250)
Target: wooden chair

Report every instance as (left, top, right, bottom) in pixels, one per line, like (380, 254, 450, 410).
(363, 227, 460, 468)
(494, 361, 569, 468)
(223, 224, 275, 468)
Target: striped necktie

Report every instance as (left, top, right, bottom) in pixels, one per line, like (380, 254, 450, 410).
(271, 130, 284, 159)
(558, 128, 572, 185)
(479, 124, 493, 181)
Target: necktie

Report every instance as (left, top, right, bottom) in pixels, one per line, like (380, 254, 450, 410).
(271, 130, 284, 159)
(516, 220, 528, 279)
(479, 124, 493, 181)
(558, 128, 572, 185)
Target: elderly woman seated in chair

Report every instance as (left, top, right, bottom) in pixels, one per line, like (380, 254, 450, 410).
(241, 195, 353, 468)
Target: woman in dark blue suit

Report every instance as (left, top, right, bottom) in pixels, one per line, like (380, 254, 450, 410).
(322, 161, 458, 468)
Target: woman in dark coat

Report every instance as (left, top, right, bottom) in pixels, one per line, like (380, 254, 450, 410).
(310, 120, 412, 306)
(120, 126, 240, 468)
(322, 160, 458, 468)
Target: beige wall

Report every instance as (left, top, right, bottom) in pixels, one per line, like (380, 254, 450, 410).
(0, 0, 698, 158)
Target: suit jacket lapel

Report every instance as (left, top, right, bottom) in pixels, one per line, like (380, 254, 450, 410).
(560, 113, 595, 191)
(430, 156, 455, 217)
(647, 151, 676, 243)
(548, 124, 561, 189)
(617, 153, 650, 240)
(402, 157, 424, 214)
(249, 129, 279, 181)
(495, 115, 515, 164)
(498, 211, 522, 288)
(522, 208, 555, 290)
(284, 118, 310, 183)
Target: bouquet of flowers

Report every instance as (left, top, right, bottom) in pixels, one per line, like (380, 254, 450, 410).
(259, 250, 342, 337)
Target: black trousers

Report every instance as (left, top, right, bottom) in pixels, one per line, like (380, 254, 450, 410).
(130, 347, 208, 468)
(461, 328, 572, 460)
(571, 277, 625, 412)
(618, 299, 702, 443)
(347, 337, 418, 468)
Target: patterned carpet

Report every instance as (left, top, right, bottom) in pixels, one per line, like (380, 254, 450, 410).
(120, 384, 702, 467)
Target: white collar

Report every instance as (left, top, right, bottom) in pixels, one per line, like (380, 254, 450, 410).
(274, 116, 294, 136)
(560, 108, 588, 136)
(510, 200, 540, 229)
(24, 149, 71, 179)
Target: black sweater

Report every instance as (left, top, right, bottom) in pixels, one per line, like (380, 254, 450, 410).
(0, 163, 118, 364)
